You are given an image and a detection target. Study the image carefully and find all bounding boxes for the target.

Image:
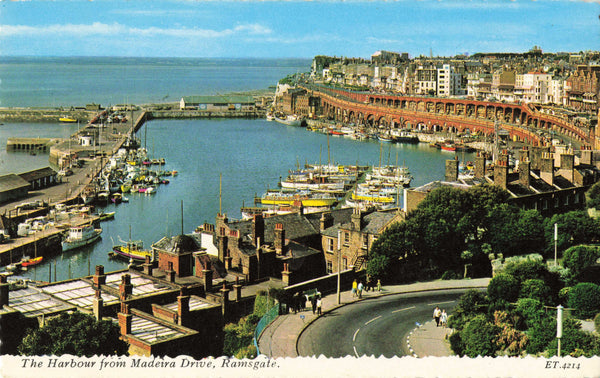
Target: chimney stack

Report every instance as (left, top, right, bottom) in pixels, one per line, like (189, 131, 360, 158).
(177, 287, 190, 327)
(252, 214, 264, 248)
(93, 288, 103, 321)
(445, 157, 459, 182)
(494, 154, 509, 190)
(519, 158, 531, 188)
(93, 265, 106, 289)
(202, 259, 213, 292)
(580, 146, 593, 166)
(274, 223, 285, 255)
(559, 153, 575, 183)
(320, 212, 333, 232)
(118, 303, 132, 335)
(233, 276, 242, 302)
(540, 152, 555, 186)
(119, 274, 133, 299)
(142, 255, 153, 275)
(474, 152, 486, 178)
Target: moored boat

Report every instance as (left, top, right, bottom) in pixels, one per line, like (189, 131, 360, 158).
(61, 224, 102, 252)
(111, 240, 154, 262)
(59, 116, 77, 123)
(440, 143, 457, 152)
(260, 191, 337, 207)
(21, 256, 43, 267)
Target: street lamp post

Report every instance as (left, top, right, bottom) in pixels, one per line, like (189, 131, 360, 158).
(557, 305, 563, 357)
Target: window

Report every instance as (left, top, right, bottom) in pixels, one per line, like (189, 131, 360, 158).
(327, 238, 334, 253)
(326, 261, 333, 274)
(344, 232, 350, 246)
(342, 257, 348, 271)
(574, 193, 580, 204)
(362, 234, 368, 249)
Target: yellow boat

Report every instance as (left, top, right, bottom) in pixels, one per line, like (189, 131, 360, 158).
(260, 192, 337, 207)
(59, 117, 77, 123)
(351, 192, 395, 203)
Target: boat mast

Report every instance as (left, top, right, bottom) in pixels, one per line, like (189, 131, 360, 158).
(219, 173, 222, 215)
(181, 200, 184, 235)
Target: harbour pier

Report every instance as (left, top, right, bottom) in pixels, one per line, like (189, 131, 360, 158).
(0, 213, 101, 268)
(0, 109, 149, 269)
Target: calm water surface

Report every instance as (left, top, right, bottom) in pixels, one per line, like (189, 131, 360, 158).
(0, 56, 472, 281)
(4, 119, 473, 281)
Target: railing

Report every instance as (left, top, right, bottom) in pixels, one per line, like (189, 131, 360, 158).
(253, 303, 280, 356)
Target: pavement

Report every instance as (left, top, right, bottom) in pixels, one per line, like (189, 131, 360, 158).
(257, 277, 490, 358)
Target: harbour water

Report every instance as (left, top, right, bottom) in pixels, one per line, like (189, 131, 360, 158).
(0, 57, 474, 281)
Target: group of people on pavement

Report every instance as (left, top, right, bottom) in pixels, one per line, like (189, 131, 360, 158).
(352, 277, 383, 299)
(290, 291, 322, 316)
(433, 306, 448, 327)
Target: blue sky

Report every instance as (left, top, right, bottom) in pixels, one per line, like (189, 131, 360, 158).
(0, 0, 598, 58)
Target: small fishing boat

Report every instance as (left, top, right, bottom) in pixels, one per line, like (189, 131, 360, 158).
(61, 224, 102, 252)
(95, 211, 115, 222)
(111, 239, 154, 262)
(21, 256, 43, 267)
(440, 143, 457, 152)
(59, 116, 77, 123)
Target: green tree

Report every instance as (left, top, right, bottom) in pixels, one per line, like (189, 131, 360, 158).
(520, 279, 551, 304)
(18, 312, 127, 357)
(563, 245, 599, 278)
(487, 273, 519, 303)
(515, 298, 545, 330)
(585, 181, 600, 209)
(567, 282, 600, 319)
(526, 317, 556, 355)
(461, 315, 501, 357)
(545, 211, 600, 254)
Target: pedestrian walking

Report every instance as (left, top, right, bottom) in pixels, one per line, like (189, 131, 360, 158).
(311, 295, 317, 314)
(357, 281, 364, 299)
(316, 296, 322, 315)
(440, 310, 448, 328)
(352, 279, 358, 297)
(377, 279, 382, 292)
(433, 306, 441, 327)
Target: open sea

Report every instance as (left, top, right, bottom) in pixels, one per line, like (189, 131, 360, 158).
(0, 57, 473, 281)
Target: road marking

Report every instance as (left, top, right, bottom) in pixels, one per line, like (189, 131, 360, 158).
(427, 300, 455, 306)
(353, 345, 359, 358)
(392, 306, 415, 313)
(364, 315, 381, 325)
(353, 328, 360, 342)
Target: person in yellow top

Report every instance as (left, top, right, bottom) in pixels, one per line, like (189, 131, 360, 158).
(352, 279, 358, 297)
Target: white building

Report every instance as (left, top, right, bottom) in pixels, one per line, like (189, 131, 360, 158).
(515, 71, 552, 104)
(437, 64, 463, 97)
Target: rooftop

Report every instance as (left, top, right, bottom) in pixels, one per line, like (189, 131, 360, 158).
(6, 285, 75, 317)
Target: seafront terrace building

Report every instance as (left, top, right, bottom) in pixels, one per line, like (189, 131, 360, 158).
(404, 148, 600, 216)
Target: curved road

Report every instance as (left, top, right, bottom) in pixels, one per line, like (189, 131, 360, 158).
(297, 289, 467, 358)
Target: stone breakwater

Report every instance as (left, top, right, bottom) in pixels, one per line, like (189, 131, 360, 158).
(0, 108, 94, 123)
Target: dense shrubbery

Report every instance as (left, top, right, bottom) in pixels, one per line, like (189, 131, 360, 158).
(460, 315, 500, 357)
(520, 279, 551, 303)
(18, 312, 127, 356)
(449, 258, 600, 357)
(563, 245, 599, 279)
(567, 282, 600, 319)
(223, 289, 278, 358)
(487, 274, 519, 303)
